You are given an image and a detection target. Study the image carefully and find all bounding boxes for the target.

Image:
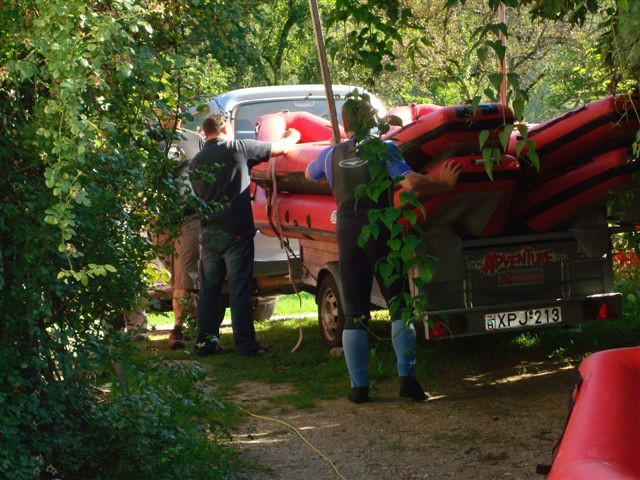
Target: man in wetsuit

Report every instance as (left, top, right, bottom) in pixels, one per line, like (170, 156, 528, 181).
(305, 98, 461, 403)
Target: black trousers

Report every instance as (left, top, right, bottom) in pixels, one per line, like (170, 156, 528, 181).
(337, 200, 407, 330)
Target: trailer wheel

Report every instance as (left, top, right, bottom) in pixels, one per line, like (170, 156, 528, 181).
(317, 274, 345, 348)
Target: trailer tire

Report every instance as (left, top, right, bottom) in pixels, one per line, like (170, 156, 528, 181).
(317, 274, 345, 349)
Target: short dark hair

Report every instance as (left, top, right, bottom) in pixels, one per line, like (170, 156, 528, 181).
(202, 113, 227, 136)
(341, 98, 375, 134)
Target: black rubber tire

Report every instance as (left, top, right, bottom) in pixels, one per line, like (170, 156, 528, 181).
(317, 274, 345, 349)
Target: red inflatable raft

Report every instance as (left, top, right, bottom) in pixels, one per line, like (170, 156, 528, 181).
(395, 154, 520, 238)
(251, 142, 332, 195)
(253, 185, 338, 241)
(385, 103, 442, 136)
(546, 346, 640, 479)
(249, 99, 637, 241)
(385, 103, 514, 171)
(508, 95, 640, 181)
(509, 148, 637, 232)
(255, 103, 441, 143)
(253, 154, 521, 241)
(252, 105, 514, 195)
(255, 110, 346, 144)
(252, 111, 338, 195)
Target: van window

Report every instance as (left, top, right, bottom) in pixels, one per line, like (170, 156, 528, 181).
(234, 98, 347, 139)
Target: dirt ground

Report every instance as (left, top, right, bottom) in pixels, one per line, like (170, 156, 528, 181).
(228, 359, 575, 480)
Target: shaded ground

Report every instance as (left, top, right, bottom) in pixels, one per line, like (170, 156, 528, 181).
(228, 360, 574, 480)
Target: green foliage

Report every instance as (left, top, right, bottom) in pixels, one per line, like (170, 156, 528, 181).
(342, 92, 433, 326)
(1, 330, 235, 479)
(328, 0, 636, 125)
(245, 0, 318, 85)
(323, 0, 640, 330)
(326, 0, 420, 83)
(0, 0, 243, 477)
(456, 0, 640, 85)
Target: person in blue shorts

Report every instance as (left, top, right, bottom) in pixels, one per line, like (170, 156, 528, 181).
(305, 97, 461, 403)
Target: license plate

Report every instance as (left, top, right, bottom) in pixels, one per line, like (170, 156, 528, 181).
(485, 307, 562, 331)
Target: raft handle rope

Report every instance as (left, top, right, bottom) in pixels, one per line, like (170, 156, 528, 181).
(263, 155, 319, 284)
(265, 152, 311, 352)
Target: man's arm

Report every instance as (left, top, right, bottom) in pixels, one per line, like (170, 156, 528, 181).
(270, 128, 301, 156)
(398, 160, 462, 195)
(304, 166, 314, 182)
(305, 145, 332, 181)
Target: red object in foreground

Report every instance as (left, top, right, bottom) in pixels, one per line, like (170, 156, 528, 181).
(547, 346, 640, 479)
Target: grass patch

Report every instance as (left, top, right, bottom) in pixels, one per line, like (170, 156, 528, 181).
(146, 292, 316, 328)
(272, 292, 316, 317)
(147, 312, 640, 414)
(143, 279, 640, 415)
(147, 311, 173, 327)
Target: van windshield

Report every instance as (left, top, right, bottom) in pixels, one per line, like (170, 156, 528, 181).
(234, 98, 347, 139)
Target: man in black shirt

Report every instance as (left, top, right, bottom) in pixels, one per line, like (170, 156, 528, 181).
(190, 113, 300, 356)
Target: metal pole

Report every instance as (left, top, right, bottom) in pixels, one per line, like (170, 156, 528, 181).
(498, 2, 507, 106)
(308, 0, 341, 144)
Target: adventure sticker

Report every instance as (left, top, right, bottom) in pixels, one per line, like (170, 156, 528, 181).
(467, 246, 569, 275)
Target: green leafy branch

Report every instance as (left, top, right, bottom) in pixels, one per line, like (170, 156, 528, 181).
(344, 91, 434, 327)
(466, 13, 540, 174)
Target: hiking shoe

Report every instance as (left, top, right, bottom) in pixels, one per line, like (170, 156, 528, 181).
(195, 341, 223, 357)
(347, 386, 369, 404)
(399, 377, 430, 401)
(168, 326, 185, 350)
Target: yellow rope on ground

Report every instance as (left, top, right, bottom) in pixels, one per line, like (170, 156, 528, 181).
(235, 404, 348, 480)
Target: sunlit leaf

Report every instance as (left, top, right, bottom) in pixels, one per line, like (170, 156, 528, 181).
(478, 129, 490, 150)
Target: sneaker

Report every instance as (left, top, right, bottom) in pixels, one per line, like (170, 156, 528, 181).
(195, 341, 223, 357)
(399, 376, 430, 401)
(347, 386, 369, 404)
(168, 326, 185, 350)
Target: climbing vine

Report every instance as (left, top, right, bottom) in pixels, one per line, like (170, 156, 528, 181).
(329, 0, 639, 335)
(341, 91, 433, 327)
